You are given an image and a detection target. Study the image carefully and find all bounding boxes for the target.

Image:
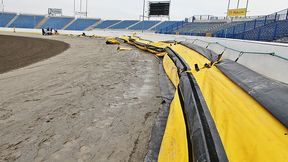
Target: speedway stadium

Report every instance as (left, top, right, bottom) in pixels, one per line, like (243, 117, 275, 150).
(0, 0, 288, 162)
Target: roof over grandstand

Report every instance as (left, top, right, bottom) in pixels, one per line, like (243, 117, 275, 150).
(3, 0, 287, 20)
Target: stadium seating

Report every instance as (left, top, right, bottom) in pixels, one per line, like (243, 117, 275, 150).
(41, 17, 74, 29)
(174, 22, 225, 34)
(9, 14, 44, 28)
(0, 13, 16, 27)
(152, 21, 179, 31)
(129, 21, 160, 30)
(95, 20, 121, 29)
(109, 20, 139, 29)
(66, 18, 99, 30)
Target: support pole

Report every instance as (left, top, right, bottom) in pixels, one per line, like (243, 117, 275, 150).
(227, 0, 231, 18)
(1, 0, 4, 13)
(245, 0, 249, 17)
(80, 0, 82, 13)
(74, 0, 76, 16)
(141, 0, 146, 33)
(237, 0, 240, 9)
(86, 0, 88, 17)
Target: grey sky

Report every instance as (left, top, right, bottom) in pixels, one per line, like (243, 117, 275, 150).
(3, 0, 288, 20)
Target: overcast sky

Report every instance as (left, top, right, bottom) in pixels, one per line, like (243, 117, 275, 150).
(2, 0, 288, 20)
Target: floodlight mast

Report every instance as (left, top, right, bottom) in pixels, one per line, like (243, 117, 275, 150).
(1, 0, 4, 13)
(74, 0, 76, 15)
(74, 0, 88, 18)
(141, 0, 146, 33)
(237, 0, 240, 8)
(245, 0, 249, 17)
(86, 0, 88, 17)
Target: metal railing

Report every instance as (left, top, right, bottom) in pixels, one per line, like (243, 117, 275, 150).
(157, 9, 288, 42)
(214, 8, 288, 41)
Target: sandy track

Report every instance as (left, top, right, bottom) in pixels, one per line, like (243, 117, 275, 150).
(0, 35, 69, 74)
(0, 34, 161, 162)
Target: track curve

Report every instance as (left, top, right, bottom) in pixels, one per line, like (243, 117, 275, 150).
(0, 35, 69, 74)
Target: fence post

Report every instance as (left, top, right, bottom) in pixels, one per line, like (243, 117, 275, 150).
(273, 22, 278, 40)
(257, 28, 261, 41)
(242, 23, 247, 39)
(264, 16, 267, 25)
(232, 26, 236, 37)
(274, 13, 278, 22)
(254, 19, 257, 29)
(286, 9, 288, 20)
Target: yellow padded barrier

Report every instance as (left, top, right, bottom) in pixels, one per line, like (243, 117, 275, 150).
(162, 54, 180, 87)
(171, 44, 288, 162)
(158, 89, 189, 162)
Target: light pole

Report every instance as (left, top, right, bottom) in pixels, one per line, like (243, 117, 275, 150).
(237, 0, 240, 9)
(1, 0, 4, 13)
(80, 0, 82, 13)
(226, 0, 231, 18)
(74, 0, 76, 16)
(86, 0, 88, 17)
(245, 0, 249, 17)
(141, 0, 146, 33)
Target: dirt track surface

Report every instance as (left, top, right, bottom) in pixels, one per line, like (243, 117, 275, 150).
(0, 35, 69, 74)
(0, 33, 161, 162)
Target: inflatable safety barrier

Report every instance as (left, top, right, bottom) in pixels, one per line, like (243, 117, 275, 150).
(116, 36, 288, 162)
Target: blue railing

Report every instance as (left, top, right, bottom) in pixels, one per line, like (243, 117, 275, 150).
(157, 9, 288, 42)
(214, 8, 288, 41)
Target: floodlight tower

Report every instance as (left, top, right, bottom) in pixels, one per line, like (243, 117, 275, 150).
(74, 0, 88, 18)
(1, 0, 4, 13)
(141, 0, 146, 33)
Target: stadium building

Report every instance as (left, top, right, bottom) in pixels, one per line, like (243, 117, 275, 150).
(0, 0, 287, 162)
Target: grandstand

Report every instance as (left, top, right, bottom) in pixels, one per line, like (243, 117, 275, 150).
(41, 17, 74, 29)
(156, 9, 288, 42)
(109, 20, 139, 29)
(128, 21, 160, 30)
(65, 18, 100, 30)
(95, 20, 121, 29)
(9, 14, 44, 28)
(0, 12, 17, 27)
(0, 8, 287, 42)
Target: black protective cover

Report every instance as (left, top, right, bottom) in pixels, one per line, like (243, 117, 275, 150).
(166, 47, 190, 72)
(180, 41, 220, 63)
(217, 59, 288, 128)
(166, 47, 228, 162)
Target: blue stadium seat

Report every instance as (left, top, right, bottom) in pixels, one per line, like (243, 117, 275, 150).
(9, 15, 44, 28)
(153, 21, 179, 31)
(129, 21, 160, 30)
(109, 20, 139, 29)
(95, 20, 121, 29)
(41, 17, 74, 29)
(66, 18, 99, 30)
(0, 13, 16, 27)
(173, 22, 225, 34)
